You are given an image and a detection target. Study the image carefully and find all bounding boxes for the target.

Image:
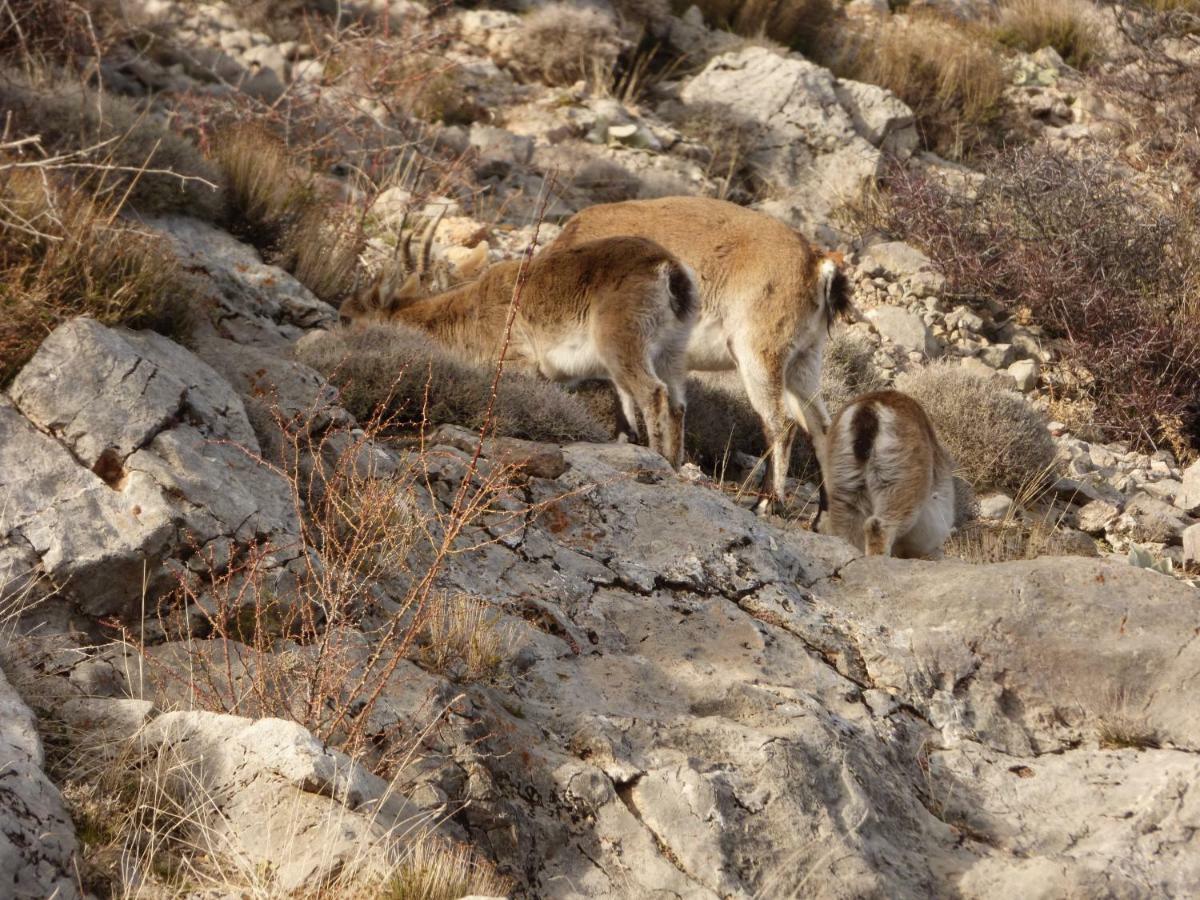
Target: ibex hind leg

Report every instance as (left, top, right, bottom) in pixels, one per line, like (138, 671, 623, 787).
(735, 353, 793, 515)
(612, 386, 642, 445)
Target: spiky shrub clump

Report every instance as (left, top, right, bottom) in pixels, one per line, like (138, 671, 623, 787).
(212, 124, 360, 302)
(994, 0, 1103, 70)
(684, 0, 837, 57)
(506, 4, 623, 87)
(0, 168, 194, 382)
(832, 13, 1009, 158)
(296, 324, 609, 444)
(895, 362, 1058, 495)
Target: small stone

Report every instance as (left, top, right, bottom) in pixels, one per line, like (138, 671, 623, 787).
(1076, 499, 1120, 535)
(1007, 358, 1039, 392)
(1182, 460, 1200, 514)
(979, 494, 1014, 520)
(868, 306, 940, 357)
(979, 343, 1015, 369)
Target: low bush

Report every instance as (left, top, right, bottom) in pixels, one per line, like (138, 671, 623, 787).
(0, 167, 194, 382)
(0, 75, 220, 218)
(994, 0, 1103, 70)
(895, 363, 1059, 495)
(872, 148, 1200, 457)
(296, 324, 609, 444)
(821, 328, 889, 418)
(212, 124, 361, 302)
(506, 4, 623, 88)
(682, 0, 837, 57)
(831, 13, 1009, 159)
(659, 100, 765, 203)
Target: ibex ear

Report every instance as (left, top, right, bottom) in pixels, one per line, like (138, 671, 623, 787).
(456, 242, 489, 280)
(389, 273, 423, 309)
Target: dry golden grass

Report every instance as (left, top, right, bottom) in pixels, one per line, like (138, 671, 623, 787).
(418, 594, 514, 683)
(212, 124, 362, 302)
(683, 0, 836, 56)
(0, 165, 194, 382)
(386, 838, 513, 900)
(994, 0, 1104, 70)
(833, 13, 1009, 158)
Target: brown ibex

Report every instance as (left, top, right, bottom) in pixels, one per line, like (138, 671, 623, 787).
(340, 230, 697, 468)
(550, 196, 851, 513)
(814, 390, 956, 559)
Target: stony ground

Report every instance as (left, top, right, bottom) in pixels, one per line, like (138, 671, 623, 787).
(2, 0, 1200, 897)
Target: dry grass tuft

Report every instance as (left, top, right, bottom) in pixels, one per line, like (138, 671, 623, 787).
(0, 165, 194, 382)
(297, 324, 609, 444)
(386, 837, 513, 900)
(994, 0, 1104, 70)
(212, 124, 361, 302)
(660, 100, 766, 203)
(418, 594, 513, 683)
(896, 363, 1058, 495)
(683, 0, 837, 57)
(507, 4, 624, 88)
(832, 13, 1009, 158)
(821, 328, 889, 418)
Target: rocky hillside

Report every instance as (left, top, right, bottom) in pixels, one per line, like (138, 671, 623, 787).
(2, 0, 1200, 897)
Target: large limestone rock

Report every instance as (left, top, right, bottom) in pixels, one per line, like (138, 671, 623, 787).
(680, 46, 914, 234)
(1183, 459, 1200, 514)
(0, 667, 80, 899)
(395, 440, 1200, 897)
(149, 216, 337, 348)
(3, 319, 299, 619)
(867, 305, 940, 357)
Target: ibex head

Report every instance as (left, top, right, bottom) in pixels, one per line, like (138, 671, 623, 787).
(339, 205, 489, 325)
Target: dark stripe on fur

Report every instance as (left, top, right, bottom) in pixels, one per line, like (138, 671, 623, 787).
(824, 267, 851, 333)
(667, 263, 697, 320)
(851, 403, 878, 464)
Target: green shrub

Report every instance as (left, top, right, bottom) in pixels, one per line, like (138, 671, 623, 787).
(295, 324, 609, 443)
(895, 362, 1058, 494)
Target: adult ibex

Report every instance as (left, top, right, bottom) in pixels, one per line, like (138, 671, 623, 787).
(340, 229, 697, 468)
(550, 196, 851, 513)
(814, 390, 956, 559)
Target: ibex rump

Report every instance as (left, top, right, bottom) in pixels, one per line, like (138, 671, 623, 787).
(814, 390, 955, 559)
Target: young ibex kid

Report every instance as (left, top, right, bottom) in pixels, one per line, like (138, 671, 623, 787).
(340, 232, 697, 468)
(813, 390, 956, 559)
(550, 196, 851, 512)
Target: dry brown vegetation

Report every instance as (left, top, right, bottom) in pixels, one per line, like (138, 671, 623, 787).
(0, 164, 195, 382)
(0, 74, 222, 218)
(875, 149, 1200, 458)
(832, 13, 1009, 159)
(660, 100, 766, 202)
(507, 4, 624, 88)
(994, 0, 1104, 70)
(297, 324, 609, 444)
(682, 0, 837, 57)
(895, 363, 1059, 495)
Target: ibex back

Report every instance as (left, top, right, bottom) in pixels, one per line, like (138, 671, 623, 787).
(340, 235, 697, 468)
(551, 196, 850, 512)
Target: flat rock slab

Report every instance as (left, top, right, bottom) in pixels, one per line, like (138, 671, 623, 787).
(813, 555, 1200, 755)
